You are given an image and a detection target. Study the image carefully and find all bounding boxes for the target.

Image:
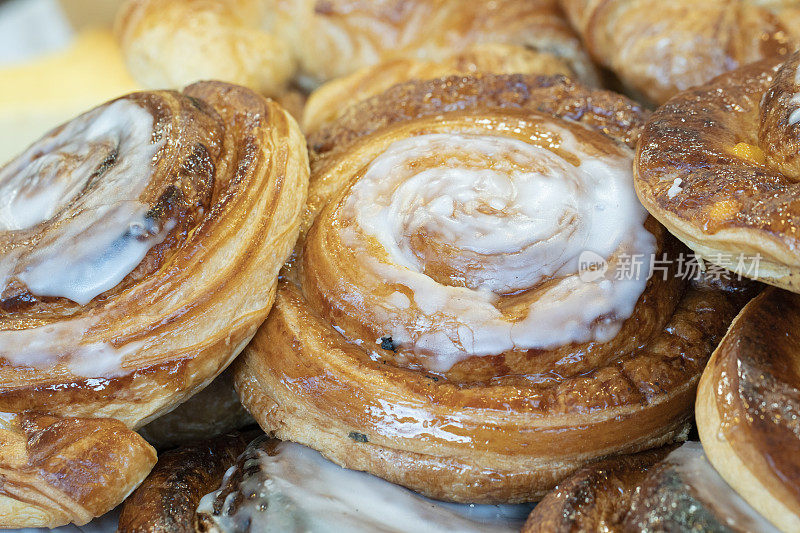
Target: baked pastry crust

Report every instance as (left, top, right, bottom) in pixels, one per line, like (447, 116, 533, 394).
(235, 74, 752, 503)
(118, 432, 254, 532)
(0, 412, 156, 528)
(303, 43, 578, 135)
(635, 53, 800, 292)
(0, 81, 308, 525)
(116, 0, 597, 95)
(524, 441, 778, 532)
(561, 0, 799, 104)
(697, 288, 800, 532)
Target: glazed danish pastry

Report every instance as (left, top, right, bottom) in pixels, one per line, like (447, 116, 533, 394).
(116, 0, 598, 95)
(0, 81, 308, 526)
(697, 288, 800, 532)
(636, 52, 800, 292)
(234, 74, 752, 503)
(560, 0, 800, 105)
(524, 442, 779, 532)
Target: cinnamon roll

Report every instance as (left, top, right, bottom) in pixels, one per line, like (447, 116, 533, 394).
(635, 51, 800, 292)
(303, 43, 578, 136)
(116, 0, 598, 95)
(524, 442, 779, 532)
(696, 288, 800, 532)
(560, 0, 799, 105)
(234, 74, 752, 503)
(0, 81, 308, 526)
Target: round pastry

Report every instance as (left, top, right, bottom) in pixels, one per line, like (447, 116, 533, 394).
(117, 432, 255, 532)
(635, 52, 800, 292)
(524, 441, 779, 532)
(697, 288, 800, 532)
(303, 43, 578, 135)
(234, 73, 753, 503)
(560, 0, 799, 105)
(115, 0, 598, 96)
(137, 367, 254, 449)
(0, 81, 308, 526)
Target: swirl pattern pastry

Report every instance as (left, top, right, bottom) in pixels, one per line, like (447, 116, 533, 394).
(560, 0, 800, 104)
(524, 442, 779, 532)
(235, 74, 751, 503)
(697, 288, 800, 532)
(0, 81, 308, 525)
(116, 0, 598, 96)
(635, 52, 800, 292)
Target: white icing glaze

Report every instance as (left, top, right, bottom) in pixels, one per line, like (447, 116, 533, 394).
(0, 316, 140, 376)
(664, 442, 779, 533)
(667, 177, 683, 198)
(197, 440, 532, 532)
(0, 99, 167, 305)
(340, 132, 654, 371)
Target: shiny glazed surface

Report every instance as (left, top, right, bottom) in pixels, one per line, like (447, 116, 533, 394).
(236, 74, 753, 503)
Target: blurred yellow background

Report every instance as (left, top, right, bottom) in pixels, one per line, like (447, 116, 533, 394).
(0, 0, 135, 164)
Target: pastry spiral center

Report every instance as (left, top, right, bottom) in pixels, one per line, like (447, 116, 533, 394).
(326, 130, 655, 371)
(0, 100, 168, 305)
(350, 134, 589, 293)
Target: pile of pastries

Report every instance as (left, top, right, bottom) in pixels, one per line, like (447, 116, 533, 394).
(1, 0, 799, 531)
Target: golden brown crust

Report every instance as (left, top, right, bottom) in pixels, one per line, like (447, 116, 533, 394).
(0, 82, 308, 525)
(115, 0, 296, 95)
(137, 368, 254, 450)
(561, 0, 799, 105)
(236, 74, 752, 503)
(302, 43, 578, 135)
(118, 432, 254, 532)
(697, 288, 800, 532)
(634, 53, 800, 292)
(523, 446, 672, 532)
(116, 0, 598, 95)
(0, 412, 156, 528)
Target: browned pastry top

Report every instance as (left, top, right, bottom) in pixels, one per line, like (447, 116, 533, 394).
(524, 442, 778, 532)
(702, 288, 800, 521)
(560, 0, 799, 105)
(118, 432, 255, 532)
(635, 52, 800, 269)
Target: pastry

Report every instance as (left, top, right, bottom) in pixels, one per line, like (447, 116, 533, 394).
(0, 81, 308, 526)
(303, 43, 579, 135)
(560, 0, 800, 105)
(696, 288, 800, 532)
(234, 73, 752, 503)
(635, 51, 800, 292)
(524, 441, 779, 532)
(115, 0, 597, 95)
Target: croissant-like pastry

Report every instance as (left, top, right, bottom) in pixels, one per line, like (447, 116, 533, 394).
(524, 442, 779, 532)
(234, 74, 751, 503)
(560, 0, 800, 105)
(117, 432, 255, 532)
(0, 412, 155, 528)
(635, 52, 800, 292)
(116, 0, 598, 96)
(0, 81, 308, 525)
(696, 288, 800, 532)
(303, 43, 578, 135)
